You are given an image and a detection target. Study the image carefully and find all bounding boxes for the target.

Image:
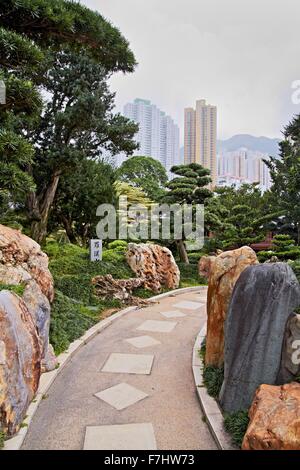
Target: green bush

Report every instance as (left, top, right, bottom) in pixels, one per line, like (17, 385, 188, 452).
(102, 249, 126, 264)
(258, 248, 300, 262)
(203, 365, 224, 399)
(49, 291, 98, 355)
(0, 429, 5, 449)
(188, 251, 205, 264)
(0, 283, 25, 296)
(224, 410, 250, 448)
(107, 240, 128, 251)
(289, 259, 300, 283)
(178, 262, 207, 288)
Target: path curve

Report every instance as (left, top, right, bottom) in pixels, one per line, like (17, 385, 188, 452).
(22, 288, 216, 450)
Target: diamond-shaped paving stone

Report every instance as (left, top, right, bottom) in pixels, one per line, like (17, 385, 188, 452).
(94, 382, 148, 410)
(125, 335, 161, 348)
(101, 353, 154, 375)
(173, 300, 204, 310)
(136, 319, 177, 333)
(84, 423, 157, 450)
(161, 310, 186, 319)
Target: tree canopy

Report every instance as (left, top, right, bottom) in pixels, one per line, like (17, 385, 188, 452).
(117, 156, 168, 201)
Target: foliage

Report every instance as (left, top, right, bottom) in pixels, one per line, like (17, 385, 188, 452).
(178, 262, 207, 288)
(50, 291, 98, 355)
(163, 163, 213, 263)
(290, 259, 300, 283)
(209, 184, 279, 250)
(117, 156, 168, 201)
(202, 365, 224, 399)
(0, 428, 5, 449)
(107, 240, 128, 251)
(50, 159, 116, 245)
(265, 114, 300, 244)
(257, 235, 300, 262)
(0, 283, 25, 297)
(0, 0, 137, 241)
(224, 410, 250, 448)
(187, 251, 205, 265)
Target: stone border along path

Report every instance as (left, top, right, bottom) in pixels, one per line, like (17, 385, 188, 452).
(5, 286, 217, 450)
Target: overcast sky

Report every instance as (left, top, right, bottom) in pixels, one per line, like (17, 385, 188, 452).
(81, 0, 300, 142)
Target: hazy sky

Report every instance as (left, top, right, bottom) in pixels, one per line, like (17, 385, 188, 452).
(81, 0, 300, 142)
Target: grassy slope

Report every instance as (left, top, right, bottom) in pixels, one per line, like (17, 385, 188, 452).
(45, 242, 206, 355)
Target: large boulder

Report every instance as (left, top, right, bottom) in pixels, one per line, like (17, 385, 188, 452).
(126, 243, 180, 292)
(220, 263, 300, 413)
(0, 224, 55, 369)
(0, 224, 54, 301)
(242, 383, 300, 450)
(0, 291, 41, 435)
(202, 246, 258, 367)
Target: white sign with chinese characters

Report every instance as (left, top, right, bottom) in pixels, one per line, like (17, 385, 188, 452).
(90, 239, 102, 262)
(0, 81, 6, 104)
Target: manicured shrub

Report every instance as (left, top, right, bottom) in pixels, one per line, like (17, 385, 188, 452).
(102, 249, 126, 264)
(224, 410, 250, 448)
(107, 240, 128, 251)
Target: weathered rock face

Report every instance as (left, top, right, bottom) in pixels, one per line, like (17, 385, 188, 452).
(198, 255, 216, 279)
(126, 243, 180, 292)
(220, 263, 300, 414)
(92, 274, 150, 306)
(0, 224, 54, 301)
(0, 225, 57, 434)
(0, 291, 41, 435)
(278, 313, 300, 383)
(242, 383, 300, 450)
(203, 247, 258, 368)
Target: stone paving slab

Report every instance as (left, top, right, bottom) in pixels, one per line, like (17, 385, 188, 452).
(161, 310, 186, 319)
(125, 335, 161, 348)
(173, 300, 204, 310)
(84, 423, 157, 450)
(94, 382, 148, 410)
(136, 319, 177, 333)
(101, 353, 154, 375)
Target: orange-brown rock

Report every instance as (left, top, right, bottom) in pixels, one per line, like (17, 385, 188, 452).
(0, 291, 41, 435)
(204, 246, 258, 367)
(126, 243, 180, 293)
(242, 383, 300, 450)
(0, 224, 54, 301)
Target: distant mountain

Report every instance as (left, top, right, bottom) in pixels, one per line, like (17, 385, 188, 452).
(217, 134, 280, 156)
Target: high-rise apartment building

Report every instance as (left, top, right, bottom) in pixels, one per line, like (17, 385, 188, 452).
(217, 149, 272, 191)
(184, 99, 217, 186)
(121, 98, 180, 175)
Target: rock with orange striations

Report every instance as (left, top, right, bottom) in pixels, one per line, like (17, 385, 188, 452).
(0, 291, 42, 435)
(0, 225, 56, 368)
(242, 382, 300, 450)
(204, 246, 258, 368)
(198, 255, 216, 279)
(126, 243, 180, 293)
(0, 224, 54, 301)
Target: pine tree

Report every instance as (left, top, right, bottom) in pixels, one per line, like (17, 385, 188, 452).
(164, 163, 213, 263)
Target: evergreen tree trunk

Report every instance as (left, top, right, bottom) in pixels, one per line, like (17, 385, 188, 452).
(176, 239, 189, 264)
(28, 173, 61, 244)
(60, 214, 77, 244)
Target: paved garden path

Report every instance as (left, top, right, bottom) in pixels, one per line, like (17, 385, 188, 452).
(22, 288, 216, 450)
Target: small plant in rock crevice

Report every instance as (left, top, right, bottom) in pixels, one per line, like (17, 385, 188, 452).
(224, 410, 250, 448)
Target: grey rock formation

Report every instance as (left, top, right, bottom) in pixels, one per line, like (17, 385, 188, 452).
(219, 263, 300, 413)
